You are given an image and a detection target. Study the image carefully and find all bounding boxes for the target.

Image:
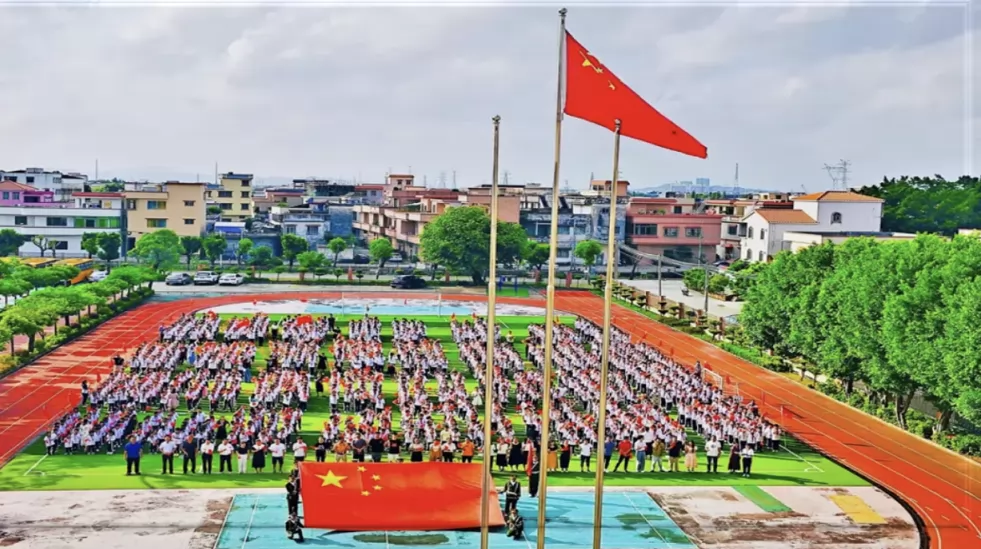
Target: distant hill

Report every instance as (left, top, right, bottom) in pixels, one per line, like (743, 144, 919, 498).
(631, 184, 777, 196)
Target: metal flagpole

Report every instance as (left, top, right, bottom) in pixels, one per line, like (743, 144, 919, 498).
(479, 115, 502, 549)
(592, 119, 622, 549)
(537, 8, 567, 548)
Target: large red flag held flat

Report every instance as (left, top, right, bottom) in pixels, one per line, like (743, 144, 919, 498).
(299, 462, 505, 531)
(563, 31, 708, 159)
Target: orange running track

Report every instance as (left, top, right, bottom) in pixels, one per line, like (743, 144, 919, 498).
(0, 291, 977, 549)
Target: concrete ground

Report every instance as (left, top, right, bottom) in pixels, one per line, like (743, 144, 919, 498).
(0, 486, 918, 549)
(620, 279, 745, 319)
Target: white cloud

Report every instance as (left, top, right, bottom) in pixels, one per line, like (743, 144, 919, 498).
(0, 2, 973, 190)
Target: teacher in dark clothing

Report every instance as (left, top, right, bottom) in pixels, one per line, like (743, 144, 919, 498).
(528, 458, 541, 498)
(123, 436, 142, 475)
(181, 435, 198, 474)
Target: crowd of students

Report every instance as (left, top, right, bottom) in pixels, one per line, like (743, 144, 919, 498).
(55, 310, 781, 482)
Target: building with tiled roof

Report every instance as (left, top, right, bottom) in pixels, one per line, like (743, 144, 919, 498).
(740, 189, 896, 262)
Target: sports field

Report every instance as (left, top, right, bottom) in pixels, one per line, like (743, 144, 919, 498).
(0, 310, 865, 492)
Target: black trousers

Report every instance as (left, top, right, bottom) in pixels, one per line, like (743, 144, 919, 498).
(183, 455, 197, 474)
(707, 456, 719, 473)
(580, 455, 591, 469)
(162, 454, 174, 474)
(613, 455, 630, 472)
(287, 495, 299, 515)
(742, 458, 753, 475)
(126, 457, 140, 475)
(202, 454, 213, 474)
(504, 496, 518, 515)
(461, 456, 473, 463)
(604, 455, 612, 469)
(529, 474, 539, 497)
(219, 454, 232, 472)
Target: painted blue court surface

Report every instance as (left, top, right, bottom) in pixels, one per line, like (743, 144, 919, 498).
(217, 491, 694, 549)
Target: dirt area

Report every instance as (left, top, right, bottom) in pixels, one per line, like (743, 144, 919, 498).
(651, 486, 920, 549)
(0, 489, 238, 549)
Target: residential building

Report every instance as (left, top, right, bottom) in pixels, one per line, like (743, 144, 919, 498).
(207, 173, 254, 221)
(269, 201, 331, 245)
(299, 179, 357, 199)
(1, 168, 88, 201)
(252, 190, 306, 216)
(0, 194, 123, 256)
(0, 181, 54, 206)
(625, 197, 723, 264)
(123, 181, 206, 249)
(740, 190, 888, 262)
(705, 196, 794, 260)
(354, 184, 385, 205)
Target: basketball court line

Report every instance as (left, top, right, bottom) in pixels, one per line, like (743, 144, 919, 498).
(239, 496, 259, 549)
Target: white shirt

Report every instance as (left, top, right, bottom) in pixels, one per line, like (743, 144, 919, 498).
(201, 442, 215, 455)
(270, 443, 286, 458)
(741, 447, 755, 459)
(159, 441, 176, 454)
(579, 442, 592, 457)
(705, 441, 721, 457)
(218, 443, 233, 456)
(292, 442, 307, 457)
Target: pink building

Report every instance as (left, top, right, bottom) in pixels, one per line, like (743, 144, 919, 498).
(0, 181, 54, 206)
(625, 198, 723, 263)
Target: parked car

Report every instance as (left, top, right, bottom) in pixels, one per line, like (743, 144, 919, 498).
(218, 273, 245, 286)
(391, 274, 426, 289)
(165, 272, 193, 285)
(193, 271, 220, 285)
(88, 270, 108, 283)
(352, 253, 371, 264)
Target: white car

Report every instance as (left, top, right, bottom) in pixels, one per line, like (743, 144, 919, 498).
(218, 273, 245, 286)
(193, 271, 220, 285)
(88, 270, 108, 282)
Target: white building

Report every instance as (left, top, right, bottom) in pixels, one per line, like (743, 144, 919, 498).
(2, 194, 123, 257)
(0, 168, 88, 201)
(740, 191, 891, 262)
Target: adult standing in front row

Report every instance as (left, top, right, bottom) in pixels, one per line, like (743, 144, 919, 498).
(182, 435, 198, 474)
(159, 435, 176, 474)
(123, 435, 142, 476)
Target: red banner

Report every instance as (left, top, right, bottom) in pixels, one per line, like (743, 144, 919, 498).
(299, 462, 504, 531)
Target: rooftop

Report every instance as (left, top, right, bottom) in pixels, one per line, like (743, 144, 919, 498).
(793, 191, 883, 203)
(73, 192, 124, 198)
(751, 208, 817, 224)
(0, 181, 43, 192)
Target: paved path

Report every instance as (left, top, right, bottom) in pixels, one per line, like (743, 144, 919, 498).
(620, 278, 745, 318)
(1, 290, 978, 549)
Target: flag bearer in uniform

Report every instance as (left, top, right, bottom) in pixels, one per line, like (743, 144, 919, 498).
(501, 475, 521, 514)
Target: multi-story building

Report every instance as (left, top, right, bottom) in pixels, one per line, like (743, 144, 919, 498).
(298, 179, 357, 199)
(123, 181, 206, 249)
(740, 190, 902, 262)
(269, 201, 331, 245)
(252, 189, 307, 216)
(625, 197, 723, 264)
(0, 181, 54, 206)
(207, 173, 254, 221)
(705, 194, 794, 261)
(0, 193, 123, 257)
(1, 168, 88, 201)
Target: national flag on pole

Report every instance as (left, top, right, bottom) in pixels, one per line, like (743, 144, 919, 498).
(562, 30, 708, 159)
(296, 315, 313, 326)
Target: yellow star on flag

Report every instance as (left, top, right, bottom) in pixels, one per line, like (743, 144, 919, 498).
(372, 474, 381, 481)
(361, 490, 371, 496)
(374, 485, 382, 491)
(358, 466, 367, 472)
(317, 470, 347, 488)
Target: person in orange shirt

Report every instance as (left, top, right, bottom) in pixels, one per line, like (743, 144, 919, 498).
(333, 439, 349, 462)
(429, 441, 442, 462)
(460, 438, 475, 463)
(612, 437, 633, 472)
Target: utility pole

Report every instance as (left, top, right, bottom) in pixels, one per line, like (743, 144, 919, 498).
(657, 255, 662, 296)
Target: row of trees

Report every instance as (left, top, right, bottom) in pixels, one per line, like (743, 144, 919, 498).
(857, 175, 981, 236)
(740, 234, 981, 432)
(0, 260, 156, 356)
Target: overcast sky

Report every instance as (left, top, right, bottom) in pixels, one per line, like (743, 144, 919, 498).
(0, 1, 976, 191)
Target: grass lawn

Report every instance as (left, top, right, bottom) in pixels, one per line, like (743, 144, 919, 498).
(0, 312, 867, 491)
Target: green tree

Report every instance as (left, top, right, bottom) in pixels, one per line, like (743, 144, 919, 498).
(30, 235, 52, 258)
(132, 230, 183, 271)
(297, 250, 327, 272)
(81, 233, 101, 259)
(368, 238, 394, 279)
(327, 237, 347, 267)
(202, 235, 228, 268)
(0, 278, 32, 306)
(249, 245, 276, 277)
(96, 232, 122, 270)
(523, 242, 550, 271)
(857, 175, 981, 236)
(0, 229, 25, 256)
(574, 240, 604, 275)
(281, 234, 308, 270)
(180, 236, 202, 269)
(419, 206, 528, 284)
(708, 273, 729, 294)
(236, 238, 254, 265)
(683, 268, 708, 292)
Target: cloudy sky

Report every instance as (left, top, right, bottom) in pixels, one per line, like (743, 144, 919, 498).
(0, 0, 976, 191)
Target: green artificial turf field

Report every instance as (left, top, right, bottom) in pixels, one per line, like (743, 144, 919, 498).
(0, 312, 867, 491)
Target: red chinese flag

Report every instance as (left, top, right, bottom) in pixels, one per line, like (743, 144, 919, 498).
(296, 315, 313, 326)
(299, 462, 504, 530)
(563, 31, 708, 159)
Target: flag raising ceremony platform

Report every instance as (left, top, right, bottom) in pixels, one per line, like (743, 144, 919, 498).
(298, 462, 505, 531)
